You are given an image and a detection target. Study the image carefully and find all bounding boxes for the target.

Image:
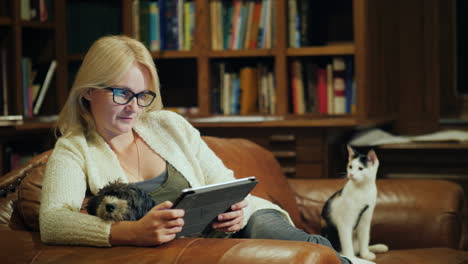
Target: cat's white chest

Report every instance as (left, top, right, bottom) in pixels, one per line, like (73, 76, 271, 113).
(330, 183, 377, 223)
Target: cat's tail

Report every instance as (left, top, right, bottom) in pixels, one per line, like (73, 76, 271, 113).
(369, 244, 389, 253)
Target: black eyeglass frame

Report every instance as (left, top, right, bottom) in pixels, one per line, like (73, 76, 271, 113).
(104, 87, 156, 107)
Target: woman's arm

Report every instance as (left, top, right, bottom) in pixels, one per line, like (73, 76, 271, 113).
(39, 139, 112, 246)
(110, 201, 184, 246)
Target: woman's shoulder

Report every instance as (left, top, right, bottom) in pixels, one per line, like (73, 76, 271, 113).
(139, 110, 193, 129)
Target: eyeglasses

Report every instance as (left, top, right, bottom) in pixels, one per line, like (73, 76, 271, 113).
(104, 87, 156, 107)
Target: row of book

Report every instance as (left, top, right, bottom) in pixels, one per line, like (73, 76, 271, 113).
(211, 0, 275, 50)
(211, 63, 276, 115)
(21, 58, 57, 117)
(20, 0, 53, 22)
(133, 0, 195, 51)
(290, 57, 355, 115)
(288, 0, 323, 47)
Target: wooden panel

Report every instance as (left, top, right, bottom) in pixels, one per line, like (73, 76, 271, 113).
(293, 163, 323, 179)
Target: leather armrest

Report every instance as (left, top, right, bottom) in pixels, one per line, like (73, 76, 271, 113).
(0, 229, 341, 264)
(288, 178, 464, 250)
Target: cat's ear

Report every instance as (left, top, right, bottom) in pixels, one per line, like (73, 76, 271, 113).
(347, 145, 356, 160)
(367, 149, 379, 165)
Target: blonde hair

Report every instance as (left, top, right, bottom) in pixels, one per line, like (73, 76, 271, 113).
(56, 35, 162, 138)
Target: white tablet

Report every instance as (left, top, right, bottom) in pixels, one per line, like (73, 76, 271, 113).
(172, 176, 258, 237)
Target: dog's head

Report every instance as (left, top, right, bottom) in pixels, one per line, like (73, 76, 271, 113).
(86, 181, 156, 221)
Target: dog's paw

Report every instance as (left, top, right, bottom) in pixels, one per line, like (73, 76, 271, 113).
(345, 256, 376, 264)
(360, 251, 376, 261)
(369, 243, 389, 253)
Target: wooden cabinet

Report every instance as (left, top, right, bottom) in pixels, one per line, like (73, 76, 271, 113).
(196, 121, 354, 179)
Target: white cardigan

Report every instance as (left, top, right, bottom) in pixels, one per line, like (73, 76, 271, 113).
(39, 110, 291, 247)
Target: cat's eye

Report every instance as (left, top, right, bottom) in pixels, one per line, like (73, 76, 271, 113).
(349, 165, 353, 169)
(358, 167, 363, 171)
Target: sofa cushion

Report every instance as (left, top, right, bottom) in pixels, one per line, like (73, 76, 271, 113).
(16, 158, 48, 231)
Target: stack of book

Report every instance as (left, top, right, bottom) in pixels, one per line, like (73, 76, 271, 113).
(289, 57, 355, 115)
(133, 0, 195, 51)
(210, 0, 274, 50)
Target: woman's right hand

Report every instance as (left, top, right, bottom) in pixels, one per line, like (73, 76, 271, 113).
(110, 201, 184, 246)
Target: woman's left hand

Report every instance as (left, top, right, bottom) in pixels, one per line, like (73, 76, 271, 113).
(212, 199, 249, 233)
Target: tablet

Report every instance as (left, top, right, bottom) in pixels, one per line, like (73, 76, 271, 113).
(172, 176, 258, 237)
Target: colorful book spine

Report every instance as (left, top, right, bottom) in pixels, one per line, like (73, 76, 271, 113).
(149, 2, 159, 51)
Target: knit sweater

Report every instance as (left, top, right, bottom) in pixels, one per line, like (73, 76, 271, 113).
(39, 110, 292, 247)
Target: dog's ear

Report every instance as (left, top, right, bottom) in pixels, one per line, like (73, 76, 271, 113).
(86, 195, 100, 216)
(129, 187, 156, 220)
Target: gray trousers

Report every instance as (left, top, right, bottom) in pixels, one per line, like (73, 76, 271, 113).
(232, 209, 351, 264)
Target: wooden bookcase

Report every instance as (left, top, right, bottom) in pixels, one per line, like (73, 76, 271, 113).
(0, 0, 400, 177)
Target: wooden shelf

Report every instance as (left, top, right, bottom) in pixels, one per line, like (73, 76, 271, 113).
(287, 43, 355, 56)
(21, 20, 55, 29)
(151, 50, 198, 59)
(191, 116, 393, 128)
(208, 49, 274, 58)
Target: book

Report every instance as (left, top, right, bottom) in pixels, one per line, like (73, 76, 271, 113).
(1, 48, 7, 115)
(345, 58, 354, 114)
(317, 68, 327, 114)
(149, 2, 160, 51)
(332, 57, 346, 114)
(0, 115, 23, 126)
(248, 0, 262, 49)
(132, 0, 140, 40)
(304, 61, 318, 113)
(33, 60, 57, 115)
(326, 63, 334, 114)
(240, 67, 258, 115)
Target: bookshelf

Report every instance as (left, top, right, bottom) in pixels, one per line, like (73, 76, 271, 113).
(0, 0, 403, 177)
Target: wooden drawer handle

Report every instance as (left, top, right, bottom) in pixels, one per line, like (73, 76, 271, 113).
(270, 134, 295, 142)
(281, 167, 296, 174)
(272, 151, 296, 158)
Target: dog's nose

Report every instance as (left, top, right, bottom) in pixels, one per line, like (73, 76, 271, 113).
(106, 204, 115, 213)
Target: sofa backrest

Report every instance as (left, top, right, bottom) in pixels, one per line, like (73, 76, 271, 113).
(203, 136, 304, 229)
(0, 136, 305, 231)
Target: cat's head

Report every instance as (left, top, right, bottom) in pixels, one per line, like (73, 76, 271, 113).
(346, 145, 379, 183)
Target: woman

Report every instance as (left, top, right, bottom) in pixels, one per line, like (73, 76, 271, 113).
(39, 35, 361, 264)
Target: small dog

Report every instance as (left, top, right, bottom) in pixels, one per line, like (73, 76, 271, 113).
(86, 181, 156, 221)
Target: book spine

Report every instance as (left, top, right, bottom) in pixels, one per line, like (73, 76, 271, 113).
(332, 57, 346, 114)
(33, 60, 57, 115)
(326, 63, 334, 114)
(149, 2, 159, 51)
(317, 68, 327, 114)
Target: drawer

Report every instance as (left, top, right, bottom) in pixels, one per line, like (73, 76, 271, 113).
(282, 163, 323, 178)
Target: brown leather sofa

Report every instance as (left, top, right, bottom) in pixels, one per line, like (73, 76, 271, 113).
(1, 136, 467, 264)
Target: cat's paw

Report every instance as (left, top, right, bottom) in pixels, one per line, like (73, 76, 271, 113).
(360, 251, 376, 260)
(369, 243, 389, 253)
(345, 256, 376, 264)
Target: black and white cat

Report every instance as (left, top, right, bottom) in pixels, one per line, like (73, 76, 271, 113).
(321, 145, 388, 261)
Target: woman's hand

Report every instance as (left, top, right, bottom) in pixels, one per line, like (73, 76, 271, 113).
(110, 201, 184, 246)
(212, 199, 248, 233)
